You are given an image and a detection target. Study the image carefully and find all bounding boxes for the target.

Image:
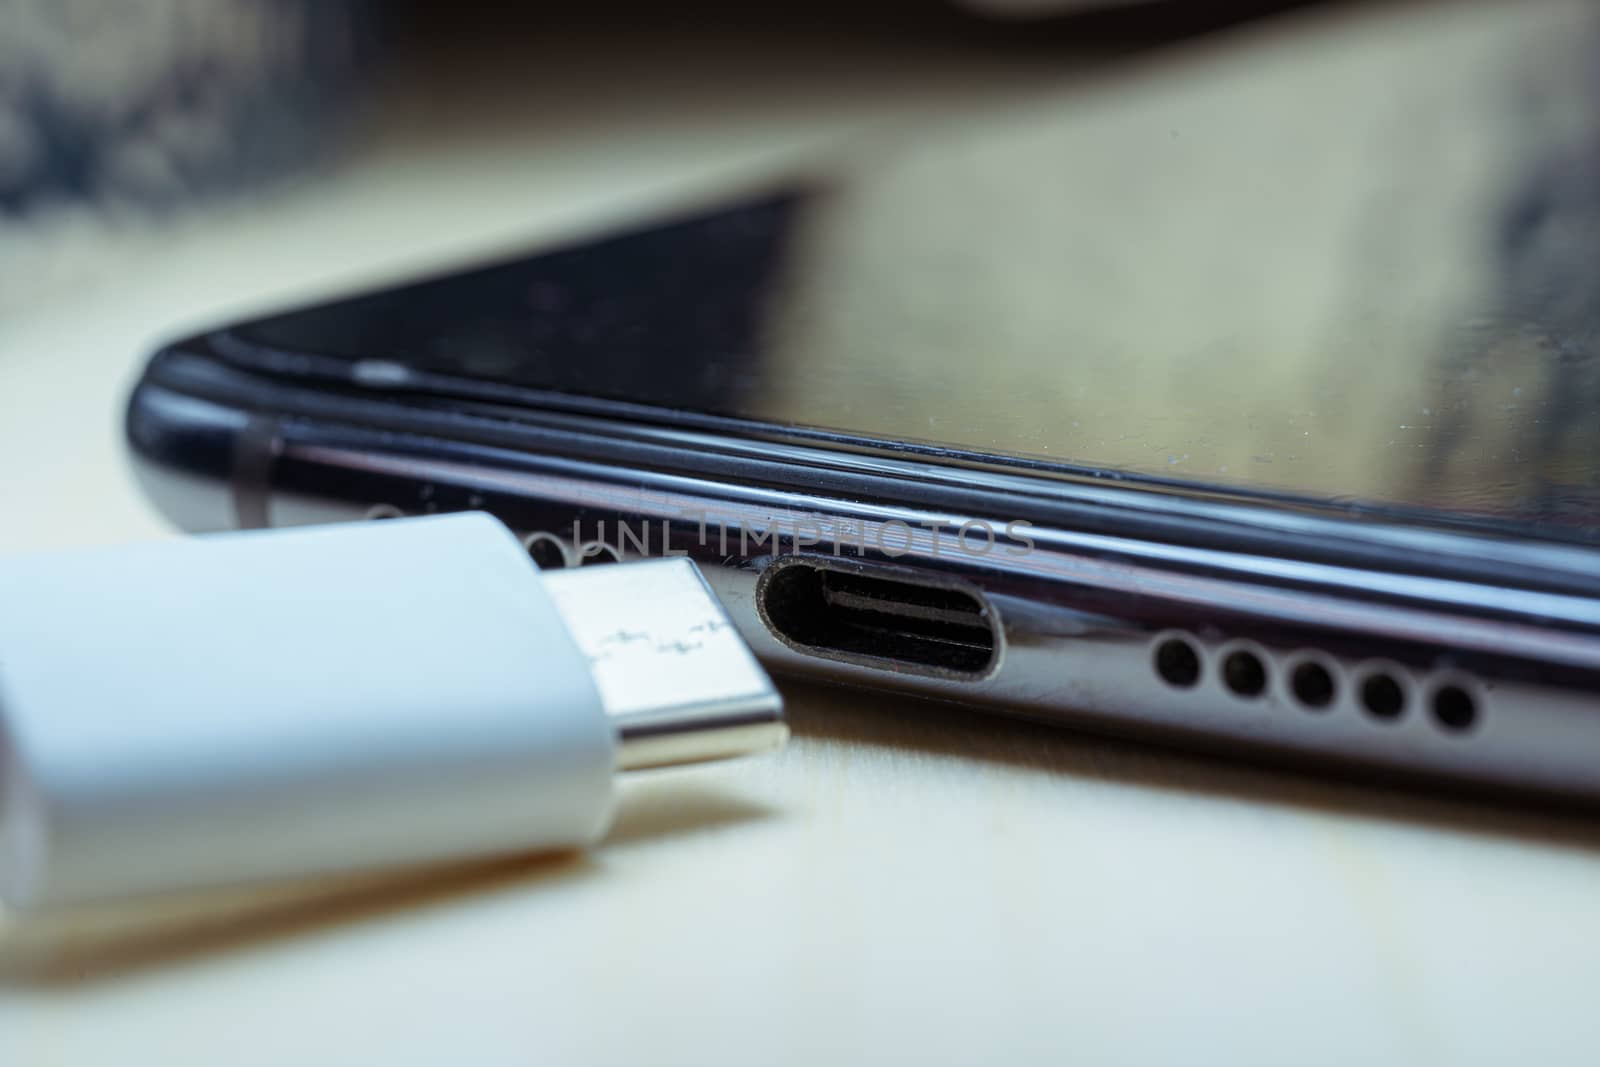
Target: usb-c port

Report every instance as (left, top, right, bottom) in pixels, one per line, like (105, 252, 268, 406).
(756, 559, 999, 679)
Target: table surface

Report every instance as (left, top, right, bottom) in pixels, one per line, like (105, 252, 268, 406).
(4, 5, 1600, 1065)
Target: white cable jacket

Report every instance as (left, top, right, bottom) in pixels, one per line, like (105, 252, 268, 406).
(0, 514, 616, 912)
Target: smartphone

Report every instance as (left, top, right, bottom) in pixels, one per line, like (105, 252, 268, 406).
(127, 4, 1600, 799)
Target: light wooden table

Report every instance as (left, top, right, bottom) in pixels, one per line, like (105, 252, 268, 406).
(4, 6, 1600, 1065)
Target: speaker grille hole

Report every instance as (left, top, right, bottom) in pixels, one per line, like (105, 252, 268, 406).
(1154, 637, 1202, 688)
(1290, 660, 1336, 710)
(1222, 649, 1268, 698)
(1432, 685, 1478, 733)
(1361, 672, 1406, 720)
(1147, 636, 1488, 738)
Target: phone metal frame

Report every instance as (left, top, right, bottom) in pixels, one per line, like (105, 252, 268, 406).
(129, 343, 1600, 801)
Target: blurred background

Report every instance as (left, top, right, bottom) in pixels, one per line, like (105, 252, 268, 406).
(0, 0, 1343, 307)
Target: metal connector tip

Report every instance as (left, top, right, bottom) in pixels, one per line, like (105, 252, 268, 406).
(611, 703, 788, 772)
(541, 557, 786, 771)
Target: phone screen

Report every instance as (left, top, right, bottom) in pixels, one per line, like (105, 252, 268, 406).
(229, 3, 1600, 542)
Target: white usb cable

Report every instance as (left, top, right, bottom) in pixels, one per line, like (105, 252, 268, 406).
(0, 513, 785, 913)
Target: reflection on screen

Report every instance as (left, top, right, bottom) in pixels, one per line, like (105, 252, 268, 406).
(236, 1, 1600, 540)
